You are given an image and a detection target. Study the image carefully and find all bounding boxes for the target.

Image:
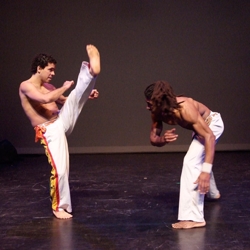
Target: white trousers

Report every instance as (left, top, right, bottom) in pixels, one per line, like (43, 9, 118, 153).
(36, 62, 96, 213)
(178, 112, 224, 222)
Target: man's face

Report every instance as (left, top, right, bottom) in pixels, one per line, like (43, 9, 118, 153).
(146, 100, 153, 111)
(38, 63, 56, 83)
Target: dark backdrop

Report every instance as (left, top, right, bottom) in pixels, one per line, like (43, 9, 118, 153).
(0, 0, 249, 154)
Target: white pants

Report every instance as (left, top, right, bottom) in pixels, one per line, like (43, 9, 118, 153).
(178, 112, 224, 222)
(35, 62, 96, 213)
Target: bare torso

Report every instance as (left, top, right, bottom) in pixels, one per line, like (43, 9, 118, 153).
(19, 81, 60, 127)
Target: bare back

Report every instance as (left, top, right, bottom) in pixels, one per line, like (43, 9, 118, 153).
(161, 96, 211, 130)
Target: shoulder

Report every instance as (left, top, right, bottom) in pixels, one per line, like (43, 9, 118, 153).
(178, 97, 200, 111)
(19, 79, 32, 91)
(20, 79, 30, 86)
(178, 98, 200, 123)
(177, 96, 194, 104)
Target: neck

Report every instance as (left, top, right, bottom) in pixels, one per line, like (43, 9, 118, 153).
(29, 73, 44, 86)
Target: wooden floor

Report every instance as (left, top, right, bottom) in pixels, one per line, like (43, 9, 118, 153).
(0, 151, 249, 250)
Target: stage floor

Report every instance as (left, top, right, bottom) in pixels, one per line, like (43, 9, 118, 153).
(0, 151, 249, 250)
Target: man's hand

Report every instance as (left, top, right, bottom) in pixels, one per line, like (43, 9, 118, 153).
(56, 95, 67, 105)
(89, 89, 99, 99)
(194, 172, 210, 194)
(163, 128, 178, 143)
(63, 80, 74, 89)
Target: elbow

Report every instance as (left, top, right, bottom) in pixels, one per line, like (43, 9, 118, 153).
(150, 137, 157, 147)
(41, 97, 53, 104)
(206, 133, 216, 144)
(150, 136, 157, 147)
(150, 134, 166, 147)
(210, 133, 216, 142)
(150, 140, 164, 147)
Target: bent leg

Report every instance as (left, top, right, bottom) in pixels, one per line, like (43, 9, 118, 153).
(206, 113, 224, 199)
(174, 112, 224, 228)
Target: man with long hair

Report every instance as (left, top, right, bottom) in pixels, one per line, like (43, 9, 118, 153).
(144, 80, 224, 229)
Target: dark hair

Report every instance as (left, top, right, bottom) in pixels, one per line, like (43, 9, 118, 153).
(144, 80, 182, 116)
(31, 53, 57, 74)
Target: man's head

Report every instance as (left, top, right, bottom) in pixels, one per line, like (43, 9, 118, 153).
(144, 80, 181, 115)
(31, 53, 57, 74)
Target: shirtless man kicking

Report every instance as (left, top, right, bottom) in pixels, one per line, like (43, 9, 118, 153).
(19, 45, 101, 219)
(144, 80, 224, 229)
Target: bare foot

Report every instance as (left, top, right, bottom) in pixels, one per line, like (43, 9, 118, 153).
(86, 44, 101, 76)
(172, 220, 206, 229)
(53, 210, 73, 219)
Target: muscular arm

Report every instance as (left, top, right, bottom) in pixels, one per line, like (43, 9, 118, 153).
(180, 102, 215, 193)
(55, 89, 99, 106)
(150, 119, 166, 147)
(192, 116, 215, 164)
(150, 113, 179, 146)
(20, 81, 73, 104)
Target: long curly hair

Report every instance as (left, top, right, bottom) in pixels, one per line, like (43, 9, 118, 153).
(144, 80, 182, 116)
